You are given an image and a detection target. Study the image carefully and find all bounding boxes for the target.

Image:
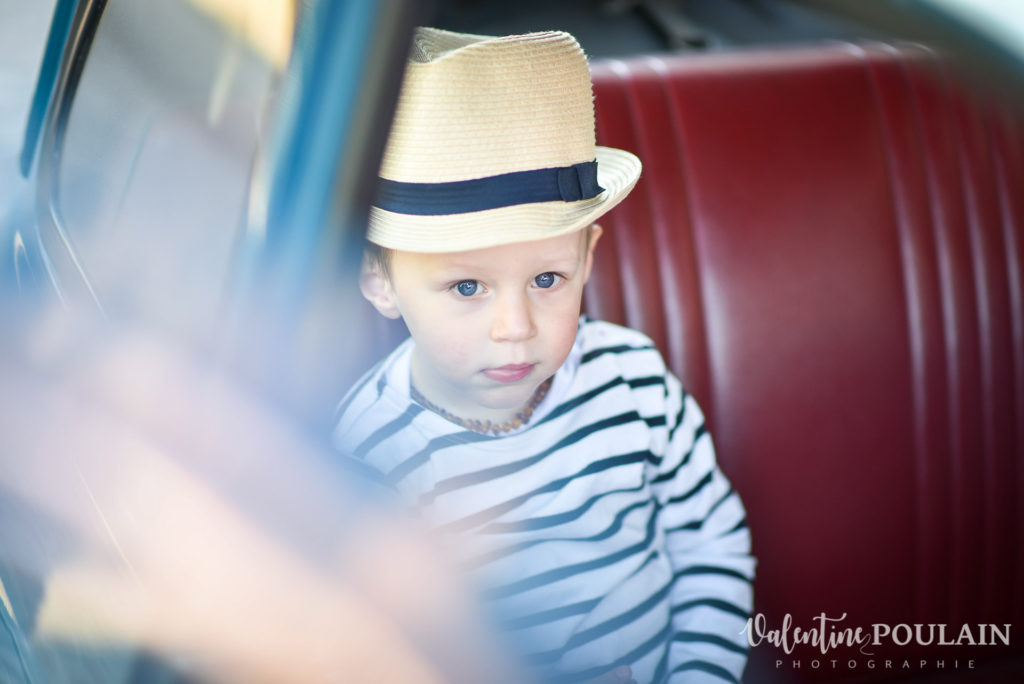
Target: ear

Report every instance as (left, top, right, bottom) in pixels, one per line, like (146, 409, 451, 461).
(359, 254, 402, 320)
(581, 223, 603, 284)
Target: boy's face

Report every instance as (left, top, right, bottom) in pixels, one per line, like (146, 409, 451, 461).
(362, 227, 602, 423)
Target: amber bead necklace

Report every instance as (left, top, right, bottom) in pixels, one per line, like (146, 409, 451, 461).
(410, 376, 554, 435)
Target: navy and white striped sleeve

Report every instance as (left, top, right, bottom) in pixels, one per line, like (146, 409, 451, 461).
(649, 371, 755, 684)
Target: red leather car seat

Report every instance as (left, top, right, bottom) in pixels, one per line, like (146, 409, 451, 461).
(588, 43, 1023, 682)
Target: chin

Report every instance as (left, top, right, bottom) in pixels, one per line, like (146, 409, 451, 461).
(475, 383, 540, 412)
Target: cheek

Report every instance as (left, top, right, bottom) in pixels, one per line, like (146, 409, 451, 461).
(438, 335, 474, 367)
(552, 317, 581, 356)
(540, 294, 584, 358)
(414, 310, 478, 368)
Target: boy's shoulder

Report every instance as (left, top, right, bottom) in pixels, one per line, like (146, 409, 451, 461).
(332, 339, 414, 441)
(575, 317, 666, 375)
(578, 316, 656, 348)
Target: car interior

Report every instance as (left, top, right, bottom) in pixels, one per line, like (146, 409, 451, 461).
(3, 0, 1022, 682)
(365, 2, 1024, 681)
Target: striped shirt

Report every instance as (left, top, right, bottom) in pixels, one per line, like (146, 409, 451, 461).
(333, 318, 754, 683)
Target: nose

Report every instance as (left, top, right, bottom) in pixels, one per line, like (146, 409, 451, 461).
(490, 290, 537, 342)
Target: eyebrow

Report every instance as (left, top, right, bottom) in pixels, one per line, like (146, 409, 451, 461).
(433, 258, 580, 280)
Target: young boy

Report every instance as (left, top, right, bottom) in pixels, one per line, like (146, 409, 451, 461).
(334, 27, 754, 684)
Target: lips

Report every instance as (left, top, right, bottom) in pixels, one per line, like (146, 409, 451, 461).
(483, 363, 535, 383)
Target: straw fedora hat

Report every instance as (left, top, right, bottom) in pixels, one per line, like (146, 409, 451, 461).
(368, 27, 642, 253)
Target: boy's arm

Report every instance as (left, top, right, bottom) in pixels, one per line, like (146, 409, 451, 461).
(649, 371, 755, 684)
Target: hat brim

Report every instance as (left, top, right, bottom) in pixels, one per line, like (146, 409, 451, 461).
(367, 146, 641, 253)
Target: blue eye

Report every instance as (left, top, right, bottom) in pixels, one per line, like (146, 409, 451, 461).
(535, 273, 557, 288)
(455, 280, 479, 297)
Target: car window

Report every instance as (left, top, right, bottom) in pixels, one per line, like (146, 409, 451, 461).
(46, 0, 278, 332)
(924, 0, 1024, 61)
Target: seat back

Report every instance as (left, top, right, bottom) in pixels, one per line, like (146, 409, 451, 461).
(589, 42, 1024, 681)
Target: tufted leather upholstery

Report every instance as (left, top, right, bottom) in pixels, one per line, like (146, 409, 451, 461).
(588, 43, 1024, 682)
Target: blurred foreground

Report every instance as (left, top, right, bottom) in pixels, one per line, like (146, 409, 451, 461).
(0, 303, 523, 683)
